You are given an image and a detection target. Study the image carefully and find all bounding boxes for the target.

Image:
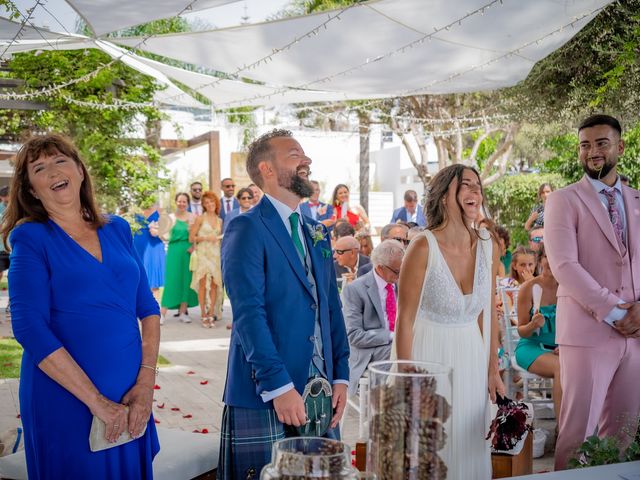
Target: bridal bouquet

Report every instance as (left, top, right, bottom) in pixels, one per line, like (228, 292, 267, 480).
(486, 394, 533, 453)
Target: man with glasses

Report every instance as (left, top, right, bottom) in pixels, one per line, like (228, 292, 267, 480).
(333, 235, 371, 286)
(189, 181, 204, 215)
(390, 189, 426, 226)
(358, 223, 410, 277)
(300, 180, 333, 223)
(223, 187, 254, 233)
(219, 178, 239, 222)
(342, 239, 404, 394)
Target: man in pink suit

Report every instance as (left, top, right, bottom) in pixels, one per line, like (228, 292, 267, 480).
(545, 114, 640, 470)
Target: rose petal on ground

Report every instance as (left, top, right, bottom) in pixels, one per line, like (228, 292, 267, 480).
(171, 407, 180, 411)
(154, 419, 160, 424)
(192, 429, 201, 433)
(201, 429, 208, 434)
(157, 403, 165, 409)
(153, 384, 161, 390)
(182, 414, 193, 419)
(187, 371, 195, 375)
(199, 380, 208, 385)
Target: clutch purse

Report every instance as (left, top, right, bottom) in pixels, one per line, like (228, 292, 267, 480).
(89, 408, 147, 452)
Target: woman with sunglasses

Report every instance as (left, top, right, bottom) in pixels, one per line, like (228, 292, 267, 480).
(395, 164, 505, 480)
(222, 188, 254, 233)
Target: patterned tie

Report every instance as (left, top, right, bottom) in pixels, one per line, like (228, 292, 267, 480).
(288, 212, 306, 260)
(601, 188, 624, 246)
(385, 283, 396, 332)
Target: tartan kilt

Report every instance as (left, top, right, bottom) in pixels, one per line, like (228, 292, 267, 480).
(217, 404, 341, 479)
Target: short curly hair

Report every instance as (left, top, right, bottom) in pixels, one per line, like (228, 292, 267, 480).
(246, 129, 292, 188)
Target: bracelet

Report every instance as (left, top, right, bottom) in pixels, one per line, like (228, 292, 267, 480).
(140, 364, 159, 376)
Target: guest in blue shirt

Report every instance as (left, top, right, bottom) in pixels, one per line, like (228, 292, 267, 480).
(2, 134, 160, 479)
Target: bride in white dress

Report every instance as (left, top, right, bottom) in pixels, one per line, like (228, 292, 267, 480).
(395, 165, 505, 480)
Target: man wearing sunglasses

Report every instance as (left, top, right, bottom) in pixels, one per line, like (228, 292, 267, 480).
(219, 129, 349, 478)
(219, 178, 239, 222)
(342, 240, 404, 395)
(333, 235, 371, 286)
(189, 181, 204, 215)
(358, 224, 409, 277)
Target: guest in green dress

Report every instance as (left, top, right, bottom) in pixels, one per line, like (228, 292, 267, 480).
(160, 192, 198, 324)
(515, 244, 562, 418)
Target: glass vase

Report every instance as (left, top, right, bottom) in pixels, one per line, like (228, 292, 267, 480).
(260, 437, 360, 479)
(366, 360, 453, 479)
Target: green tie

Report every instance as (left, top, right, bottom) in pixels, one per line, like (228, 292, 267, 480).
(289, 212, 305, 260)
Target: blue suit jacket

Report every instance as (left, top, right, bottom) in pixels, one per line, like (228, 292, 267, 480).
(390, 205, 426, 226)
(222, 207, 242, 233)
(219, 197, 240, 222)
(300, 201, 334, 222)
(221, 197, 350, 409)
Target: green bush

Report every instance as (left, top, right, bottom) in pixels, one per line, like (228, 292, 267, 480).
(485, 173, 569, 247)
(568, 418, 640, 468)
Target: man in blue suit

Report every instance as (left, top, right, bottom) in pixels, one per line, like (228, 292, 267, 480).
(300, 180, 334, 222)
(218, 129, 350, 479)
(390, 189, 427, 226)
(219, 177, 240, 223)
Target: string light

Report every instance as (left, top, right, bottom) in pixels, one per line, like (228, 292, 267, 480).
(62, 95, 155, 110)
(158, 2, 364, 104)
(0, 0, 202, 101)
(213, 3, 606, 108)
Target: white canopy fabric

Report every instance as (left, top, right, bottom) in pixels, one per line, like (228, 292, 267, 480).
(1, 0, 614, 108)
(66, 0, 241, 36)
(112, 0, 611, 98)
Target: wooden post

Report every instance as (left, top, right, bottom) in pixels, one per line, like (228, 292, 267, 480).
(208, 131, 221, 193)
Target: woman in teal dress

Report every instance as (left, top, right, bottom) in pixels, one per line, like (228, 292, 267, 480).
(515, 244, 562, 418)
(160, 193, 198, 324)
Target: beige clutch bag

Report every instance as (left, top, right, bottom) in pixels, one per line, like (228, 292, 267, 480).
(89, 408, 147, 452)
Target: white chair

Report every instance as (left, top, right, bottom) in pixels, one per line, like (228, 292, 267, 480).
(499, 286, 554, 410)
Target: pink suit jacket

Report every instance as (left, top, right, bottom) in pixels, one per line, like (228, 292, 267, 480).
(545, 176, 640, 347)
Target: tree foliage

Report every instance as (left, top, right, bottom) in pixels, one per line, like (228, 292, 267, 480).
(485, 173, 568, 247)
(2, 48, 169, 210)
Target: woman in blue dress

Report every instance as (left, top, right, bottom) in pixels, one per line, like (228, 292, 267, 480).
(515, 244, 562, 419)
(133, 206, 165, 292)
(1, 134, 161, 479)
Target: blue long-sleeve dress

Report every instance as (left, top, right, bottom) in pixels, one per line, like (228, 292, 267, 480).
(9, 215, 160, 479)
(133, 210, 165, 289)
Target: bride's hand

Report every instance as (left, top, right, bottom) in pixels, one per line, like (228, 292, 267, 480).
(488, 370, 506, 403)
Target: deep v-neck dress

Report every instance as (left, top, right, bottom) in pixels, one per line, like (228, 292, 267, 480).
(412, 229, 493, 480)
(8, 216, 160, 479)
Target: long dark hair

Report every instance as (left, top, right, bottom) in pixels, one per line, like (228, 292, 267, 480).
(1, 134, 105, 250)
(426, 164, 491, 240)
(331, 183, 349, 208)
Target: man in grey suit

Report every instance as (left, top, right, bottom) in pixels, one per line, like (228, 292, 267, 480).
(342, 239, 405, 394)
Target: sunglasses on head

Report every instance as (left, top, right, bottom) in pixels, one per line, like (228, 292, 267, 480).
(530, 236, 543, 243)
(334, 248, 356, 255)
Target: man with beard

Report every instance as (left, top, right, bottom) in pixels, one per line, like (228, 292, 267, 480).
(189, 181, 204, 215)
(545, 114, 640, 469)
(218, 129, 349, 479)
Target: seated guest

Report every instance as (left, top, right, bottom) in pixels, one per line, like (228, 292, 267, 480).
(223, 187, 253, 233)
(332, 219, 356, 249)
(528, 227, 544, 252)
(515, 245, 561, 418)
(333, 235, 370, 287)
(407, 225, 424, 242)
(495, 225, 512, 278)
(359, 223, 410, 277)
(501, 246, 537, 288)
(342, 240, 404, 394)
(390, 189, 426, 226)
(355, 230, 373, 257)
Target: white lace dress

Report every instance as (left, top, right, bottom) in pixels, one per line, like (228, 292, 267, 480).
(412, 229, 493, 480)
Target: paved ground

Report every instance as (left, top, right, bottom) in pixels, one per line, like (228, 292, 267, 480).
(0, 290, 555, 473)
